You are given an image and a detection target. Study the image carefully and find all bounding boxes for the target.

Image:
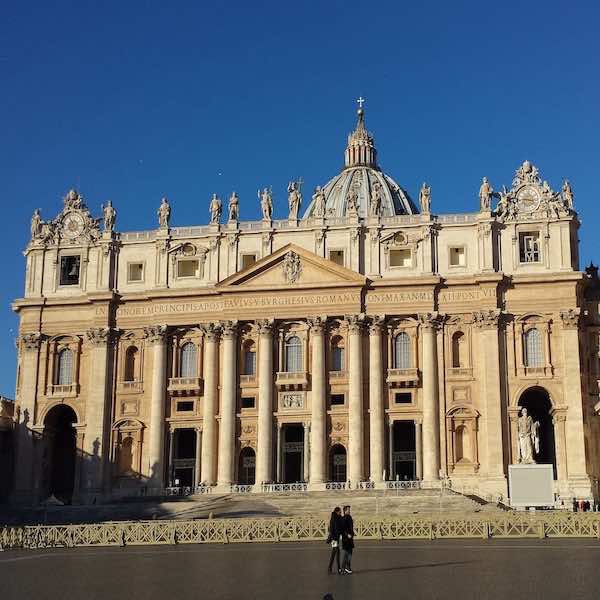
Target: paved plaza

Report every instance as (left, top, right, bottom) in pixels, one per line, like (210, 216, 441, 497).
(1, 539, 599, 599)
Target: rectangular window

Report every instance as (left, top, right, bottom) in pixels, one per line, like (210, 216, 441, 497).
(241, 397, 255, 409)
(241, 254, 257, 269)
(331, 394, 345, 406)
(519, 232, 541, 263)
(449, 247, 466, 267)
(176, 401, 194, 412)
(389, 248, 412, 268)
(329, 250, 345, 266)
(394, 392, 412, 404)
(177, 259, 199, 278)
(59, 255, 81, 286)
(128, 262, 144, 282)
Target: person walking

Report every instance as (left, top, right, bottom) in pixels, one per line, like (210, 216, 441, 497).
(326, 506, 343, 574)
(341, 505, 355, 574)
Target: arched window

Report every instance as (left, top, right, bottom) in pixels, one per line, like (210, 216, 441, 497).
(56, 348, 73, 385)
(243, 340, 256, 376)
(331, 336, 345, 371)
(451, 332, 465, 368)
(180, 342, 198, 377)
(393, 332, 411, 369)
(124, 346, 138, 381)
(285, 336, 303, 373)
(524, 328, 543, 367)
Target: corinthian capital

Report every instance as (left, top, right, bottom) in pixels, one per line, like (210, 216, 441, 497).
(559, 308, 580, 329)
(368, 315, 385, 335)
(21, 332, 43, 351)
(85, 327, 112, 346)
(418, 312, 442, 330)
(202, 322, 221, 342)
(472, 309, 502, 330)
(143, 324, 168, 344)
(257, 318, 275, 336)
(307, 316, 326, 334)
(221, 320, 238, 339)
(345, 313, 365, 333)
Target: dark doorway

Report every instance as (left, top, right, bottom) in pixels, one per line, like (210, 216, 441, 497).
(43, 405, 77, 503)
(238, 447, 256, 485)
(392, 421, 416, 480)
(518, 387, 557, 478)
(329, 444, 347, 482)
(170, 429, 197, 487)
(283, 424, 304, 483)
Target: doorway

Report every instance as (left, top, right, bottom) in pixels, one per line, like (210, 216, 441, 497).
(238, 447, 256, 485)
(392, 421, 416, 480)
(329, 444, 347, 482)
(170, 429, 197, 487)
(283, 424, 304, 483)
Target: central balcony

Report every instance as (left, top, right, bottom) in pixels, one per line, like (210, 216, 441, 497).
(275, 370, 308, 390)
(167, 377, 203, 395)
(386, 368, 420, 387)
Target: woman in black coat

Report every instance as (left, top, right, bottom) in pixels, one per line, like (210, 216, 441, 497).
(326, 506, 343, 574)
(341, 505, 355, 574)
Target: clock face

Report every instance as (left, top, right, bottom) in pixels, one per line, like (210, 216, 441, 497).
(62, 212, 85, 239)
(516, 186, 541, 213)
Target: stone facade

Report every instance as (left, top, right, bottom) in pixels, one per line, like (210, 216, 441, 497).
(11, 107, 600, 503)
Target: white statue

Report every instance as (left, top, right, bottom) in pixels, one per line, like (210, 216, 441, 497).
(30, 209, 42, 239)
(157, 197, 171, 228)
(228, 191, 239, 222)
(517, 407, 540, 464)
(102, 200, 116, 232)
(479, 177, 493, 211)
(287, 180, 302, 220)
(419, 183, 431, 214)
(346, 188, 359, 217)
(312, 186, 326, 217)
(209, 193, 222, 225)
(562, 179, 574, 209)
(64, 189, 82, 209)
(370, 181, 382, 216)
(258, 187, 273, 221)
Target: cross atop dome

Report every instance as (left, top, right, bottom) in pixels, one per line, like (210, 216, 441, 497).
(357, 96, 365, 109)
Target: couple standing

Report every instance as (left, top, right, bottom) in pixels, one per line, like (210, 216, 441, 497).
(326, 505, 354, 575)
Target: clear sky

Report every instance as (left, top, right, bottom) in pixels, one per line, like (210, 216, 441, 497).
(1, 1, 599, 397)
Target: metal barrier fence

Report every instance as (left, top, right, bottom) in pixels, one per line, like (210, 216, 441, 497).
(2, 514, 600, 550)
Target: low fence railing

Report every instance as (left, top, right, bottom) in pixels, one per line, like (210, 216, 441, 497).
(261, 483, 308, 493)
(3, 514, 600, 550)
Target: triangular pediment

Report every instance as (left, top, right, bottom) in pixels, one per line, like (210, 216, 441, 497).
(218, 244, 366, 289)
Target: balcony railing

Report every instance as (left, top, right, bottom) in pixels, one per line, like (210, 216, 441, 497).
(240, 374, 257, 387)
(275, 371, 308, 388)
(168, 377, 202, 393)
(230, 484, 254, 493)
(164, 485, 212, 497)
(325, 482, 349, 491)
(386, 368, 420, 386)
(118, 380, 143, 393)
(446, 367, 473, 380)
(385, 480, 422, 490)
(49, 383, 78, 397)
(261, 483, 308, 493)
(328, 370, 348, 382)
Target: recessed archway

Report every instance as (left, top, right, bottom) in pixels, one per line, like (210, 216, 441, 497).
(329, 444, 347, 482)
(43, 404, 78, 503)
(238, 446, 256, 485)
(518, 386, 557, 478)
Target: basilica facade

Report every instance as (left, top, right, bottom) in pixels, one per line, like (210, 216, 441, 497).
(12, 107, 600, 504)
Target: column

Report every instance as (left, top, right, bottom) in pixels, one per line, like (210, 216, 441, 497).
(303, 422, 310, 482)
(348, 315, 364, 484)
(84, 327, 113, 495)
(217, 321, 238, 487)
(419, 313, 440, 482)
(14, 332, 42, 501)
(559, 309, 589, 483)
(309, 317, 326, 484)
(368, 317, 385, 482)
(194, 427, 202, 487)
(168, 429, 175, 486)
(552, 411, 568, 482)
(276, 423, 283, 482)
(508, 408, 519, 465)
(388, 419, 394, 480)
(256, 319, 274, 486)
(145, 325, 168, 489)
(415, 420, 423, 480)
(474, 310, 505, 480)
(201, 324, 219, 485)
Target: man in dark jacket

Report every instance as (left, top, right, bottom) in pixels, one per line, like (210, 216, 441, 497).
(327, 506, 343, 574)
(341, 505, 354, 574)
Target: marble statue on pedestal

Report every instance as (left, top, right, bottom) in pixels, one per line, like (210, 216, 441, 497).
(479, 177, 493, 211)
(518, 407, 540, 464)
(102, 200, 116, 232)
(370, 181, 382, 216)
(228, 192, 239, 222)
(312, 186, 326, 218)
(30, 209, 42, 240)
(287, 180, 302, 220)
(157, 197, 171, 228)
(419, 183, 431, 214)
(209, 194, 222, 224)
(259, 187, 273, 221)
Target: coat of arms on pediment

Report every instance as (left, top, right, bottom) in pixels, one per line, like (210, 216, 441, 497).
(29, 189, 101, 247)
(493, 161, 574, 222)
(282, 251, 302, 284)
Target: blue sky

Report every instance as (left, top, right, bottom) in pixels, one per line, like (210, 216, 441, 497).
(1, 1, 599, 396)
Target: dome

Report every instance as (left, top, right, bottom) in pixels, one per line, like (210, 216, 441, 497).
(303, 106, 417, 219)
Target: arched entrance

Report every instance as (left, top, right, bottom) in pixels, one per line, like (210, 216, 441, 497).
(238, 446, 256, 485)
(43, 405, 78, 503)
(329, 444, 347, 482)
(518, 386, 557, 477)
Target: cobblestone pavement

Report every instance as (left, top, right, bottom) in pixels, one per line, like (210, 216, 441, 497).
(1, 539, 598, 599)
